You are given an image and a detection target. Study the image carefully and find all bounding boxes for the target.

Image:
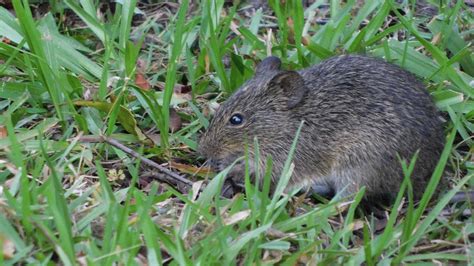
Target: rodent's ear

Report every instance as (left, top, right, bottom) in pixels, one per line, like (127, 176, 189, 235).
(256, 56, 281, 74)
(268, 71, 308, 109)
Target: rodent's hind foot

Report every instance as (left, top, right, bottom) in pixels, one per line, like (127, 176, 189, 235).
(221, 178, 245, 198)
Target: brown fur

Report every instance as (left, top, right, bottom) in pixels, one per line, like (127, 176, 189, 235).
(198, 55, 445, 203)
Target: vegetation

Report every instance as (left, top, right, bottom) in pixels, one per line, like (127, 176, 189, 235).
(0, 0, 473, 264)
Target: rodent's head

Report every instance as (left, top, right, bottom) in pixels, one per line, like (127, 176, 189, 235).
(198, 56, 308, 176)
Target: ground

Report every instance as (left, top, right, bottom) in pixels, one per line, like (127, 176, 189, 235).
(0, 0, 473, 265)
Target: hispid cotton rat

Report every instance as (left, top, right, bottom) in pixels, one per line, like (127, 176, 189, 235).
(198, 55, 445, 203)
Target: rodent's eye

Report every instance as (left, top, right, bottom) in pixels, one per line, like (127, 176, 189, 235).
(229, 113, 244, 126)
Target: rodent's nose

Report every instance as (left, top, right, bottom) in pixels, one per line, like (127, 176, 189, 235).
(197, 140, 222, 170)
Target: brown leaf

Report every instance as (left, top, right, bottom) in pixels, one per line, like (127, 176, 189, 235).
(230, 20, 241, 36)
(204, 54, 210, 73)
(223, 210, 251, 226)
(146, 133, 161, 146)
(169, 108, 182, 132)
(153, 82, 193, 100)
(135, 72, 151, 91)
(202, 101, 220, 117)
(287, 17, 294, 27)
(0, 234, 15, 259)
(191, 181, 204, 201)
(0, 125, 7, 139)
(266, 228, 296, 240)
(302, 36, 310, 46)
(1, 37, 11, 45)
(77, 254, 88, 266)
(262, 250, 283, 264)
(287, 17, 295, 44)
(169, 161, 212, 176)
(432, 32, 442, 45)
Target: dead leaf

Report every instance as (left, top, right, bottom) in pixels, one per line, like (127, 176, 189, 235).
(154, 82, 193, 101)
(432, 32, 442, 45)
(146, 133, 161, 146)
(169, 108, 182, 132)
(287, 17, 295, 44)
(0, 234, 15, 259)
(134, 253, 148, 266)
(169, 161, 212, 176)
(1, 37, 11, 45)
(0, 125, 7, 139)
(135, 72, 150, 91)
(287, 17, 294, 27)
(77, 254, 88, 266)
(302, 36, 310, 46)
(205, 54, 210, 73)
(191, 181, 204, 201)
(266, 227, 297, 240)
(223, 210, 251, 225)
(230, 20, 241, 36)
(351, 219, 365, 231)
(202, 101, 220, 117)
(262, 250, 283, 264)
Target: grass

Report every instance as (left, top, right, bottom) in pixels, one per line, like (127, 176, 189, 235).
(0, 0, 473, 264)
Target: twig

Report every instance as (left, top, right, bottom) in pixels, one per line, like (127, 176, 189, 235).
(79, 135, 193, 187)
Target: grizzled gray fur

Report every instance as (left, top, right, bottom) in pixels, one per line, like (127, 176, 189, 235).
(199, 55, 445, 203)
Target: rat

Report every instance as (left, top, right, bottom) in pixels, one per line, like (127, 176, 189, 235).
(198, 55, 445, 204)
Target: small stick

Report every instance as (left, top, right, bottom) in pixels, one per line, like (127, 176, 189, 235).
(79, 135, 193, 186)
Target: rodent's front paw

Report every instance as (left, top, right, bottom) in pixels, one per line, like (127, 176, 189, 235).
(221, 178, 244, 198)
